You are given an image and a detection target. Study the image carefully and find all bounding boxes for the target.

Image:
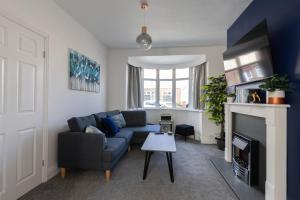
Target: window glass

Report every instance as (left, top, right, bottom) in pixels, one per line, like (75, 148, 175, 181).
(159, 69, 172, 79)
(143, 80, 156, 107)
(144, 69, 156, 79)
(176, 68, 189, 79)
(159, 81, 172, 108)
(176, 80, 189, 108)
(142, 67, 192, 109)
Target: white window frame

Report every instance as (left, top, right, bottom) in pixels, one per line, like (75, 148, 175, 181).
(142, 67, 193, 109)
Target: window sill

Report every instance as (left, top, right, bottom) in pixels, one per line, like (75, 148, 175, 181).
(142, 107, 204, 113)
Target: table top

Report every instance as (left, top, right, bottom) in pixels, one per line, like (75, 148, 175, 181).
(141, 132, 176, 152)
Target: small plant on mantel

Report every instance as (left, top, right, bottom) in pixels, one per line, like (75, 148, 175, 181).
(259, 74, 293, 104)
(200, 74, 227, 150)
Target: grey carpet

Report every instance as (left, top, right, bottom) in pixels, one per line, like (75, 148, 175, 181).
(19, 139, 237, 200)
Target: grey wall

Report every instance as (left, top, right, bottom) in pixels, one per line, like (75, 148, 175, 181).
(232, 113, 266, 192)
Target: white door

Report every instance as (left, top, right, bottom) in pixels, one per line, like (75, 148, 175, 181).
(0, 14, 45, 200)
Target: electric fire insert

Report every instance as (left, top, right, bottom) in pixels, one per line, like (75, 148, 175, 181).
(232, 132, 259, 185)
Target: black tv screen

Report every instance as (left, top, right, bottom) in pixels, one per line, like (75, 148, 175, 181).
(223, 35, 274, 87)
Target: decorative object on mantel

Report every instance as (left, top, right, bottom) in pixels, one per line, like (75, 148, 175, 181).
(247, 89, 266, 104)
(259, 74, 292, 104)
(227, 92, 235, 103)
(69, 49, 100, 93)
(235, 88, 249, 103)
(136, 0, 152, 51)
(201, 74, 227, 150)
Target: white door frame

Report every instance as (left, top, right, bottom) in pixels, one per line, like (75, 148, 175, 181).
(0, 9, 49, 182)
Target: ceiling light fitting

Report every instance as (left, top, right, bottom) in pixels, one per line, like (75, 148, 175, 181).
(136, 0, 152, 51)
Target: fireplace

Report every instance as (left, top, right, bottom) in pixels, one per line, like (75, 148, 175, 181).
(224, 103, 289, 200)
(232, 132, 259, 185)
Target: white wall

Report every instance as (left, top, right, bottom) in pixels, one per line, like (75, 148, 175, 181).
(107, 46, 226, 110)
(0, 0, 108, 178)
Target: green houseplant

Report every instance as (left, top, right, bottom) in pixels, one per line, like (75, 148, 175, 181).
(259, 74, 292, 104)
(200, 74, 227, 150)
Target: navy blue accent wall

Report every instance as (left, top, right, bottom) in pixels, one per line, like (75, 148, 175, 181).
(227, 0, 300, 199)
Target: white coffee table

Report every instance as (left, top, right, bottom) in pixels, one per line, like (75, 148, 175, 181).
(141, 132, 176, 182)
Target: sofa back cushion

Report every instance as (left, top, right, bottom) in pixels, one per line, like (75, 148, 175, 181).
(106, 110, 120, 117)
(110, 113, 126, 128)
(94, 112, 107, 131)
(68, 115, 97, 132)
(121, 110, 146, 127)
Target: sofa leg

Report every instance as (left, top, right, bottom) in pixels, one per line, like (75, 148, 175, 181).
(60, 168, 66, 179)
(128, 145, 131, 152)
(105, 170, 111, 181)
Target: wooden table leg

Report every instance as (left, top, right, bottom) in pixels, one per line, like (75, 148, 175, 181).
(60, 168, 66, 179)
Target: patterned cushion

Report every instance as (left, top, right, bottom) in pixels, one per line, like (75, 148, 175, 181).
(85, 125, 107, 146)
(110, 113, 126, 128)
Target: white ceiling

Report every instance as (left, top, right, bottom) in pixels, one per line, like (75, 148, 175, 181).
(54, 0, 252, 49)
(128, 55, 206, 68)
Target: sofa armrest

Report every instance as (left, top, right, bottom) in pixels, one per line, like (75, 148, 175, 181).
(58, 131, 104, 170)
(121, 110, 146, 127)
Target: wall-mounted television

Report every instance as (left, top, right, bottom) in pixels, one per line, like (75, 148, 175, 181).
(223, 21, 274, 86)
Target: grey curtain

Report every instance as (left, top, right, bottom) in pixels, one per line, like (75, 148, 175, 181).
(127, 64, 142, 109)
(193, 62, 207, 109)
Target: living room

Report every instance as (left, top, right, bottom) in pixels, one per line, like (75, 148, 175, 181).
(0, 0, 299, 200)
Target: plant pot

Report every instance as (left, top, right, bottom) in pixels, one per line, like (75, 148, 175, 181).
(215, 137, 225, 151)
(227, 97, 235, 103)
(267, 90, 285, 104)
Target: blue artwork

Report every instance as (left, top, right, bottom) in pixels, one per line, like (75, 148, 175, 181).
(69, 49, 100, 93)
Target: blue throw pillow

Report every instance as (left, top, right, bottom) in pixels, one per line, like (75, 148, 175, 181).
(102, 117, 120, 136)
(110, 113, 126, 128)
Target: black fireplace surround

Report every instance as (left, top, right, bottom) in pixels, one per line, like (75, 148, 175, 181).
(232, 132, 259, 186)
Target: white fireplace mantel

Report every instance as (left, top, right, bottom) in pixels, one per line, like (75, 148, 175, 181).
(224, 103, 290, 200)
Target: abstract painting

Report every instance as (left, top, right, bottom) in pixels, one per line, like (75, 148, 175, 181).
(69, 49, 100, 93)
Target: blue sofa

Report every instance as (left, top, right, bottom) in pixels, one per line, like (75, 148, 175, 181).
(57, 110, 160, 180)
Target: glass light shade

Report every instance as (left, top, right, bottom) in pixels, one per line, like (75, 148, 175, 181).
(136, 26, 152, 50)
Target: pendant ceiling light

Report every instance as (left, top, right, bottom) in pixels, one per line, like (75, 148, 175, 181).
(136, 0, 152, 50)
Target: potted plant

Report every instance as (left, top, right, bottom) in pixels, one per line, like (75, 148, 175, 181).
(227, 92, 235, 103)
(201, 74, 227, 150)
(259, 74, 292, 104)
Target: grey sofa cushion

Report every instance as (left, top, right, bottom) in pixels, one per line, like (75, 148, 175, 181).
(110, 113, 126, 128)
(114, 129, 134, 144)
(94, 112, 107, 131)
(123, 125, 161, 144)
(121, 110, 146, 127)
(67, 115, 97, 132)
(103, 138, 126, 162)
(106, 110, 120, 117)
(122, 124, 160, 134)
